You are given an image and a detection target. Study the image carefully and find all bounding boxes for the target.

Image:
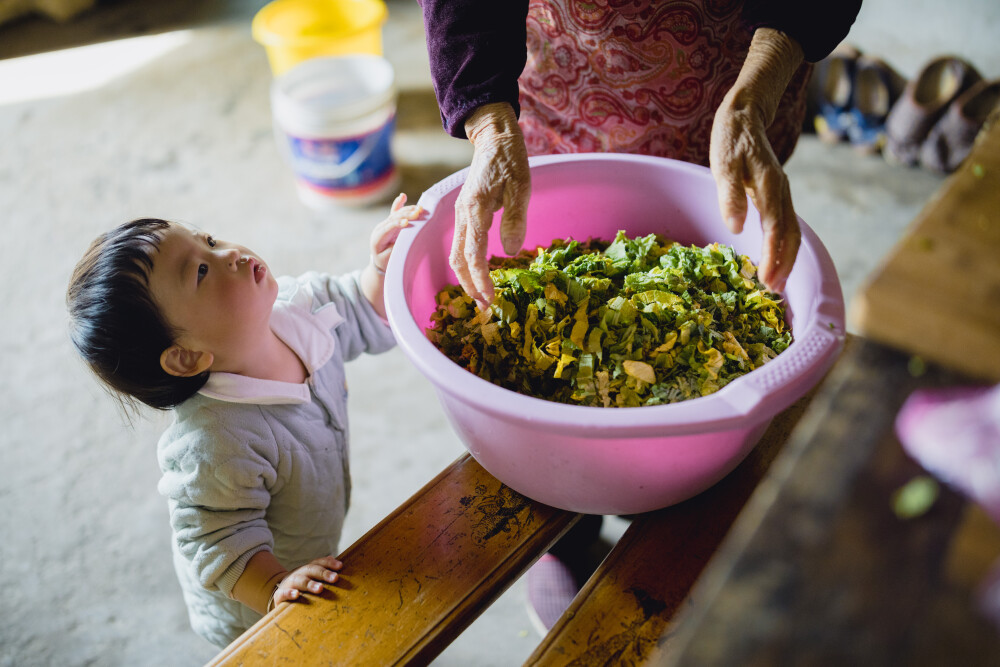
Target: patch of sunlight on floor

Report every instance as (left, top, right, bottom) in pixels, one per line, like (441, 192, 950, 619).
(0, 30, 193, 106)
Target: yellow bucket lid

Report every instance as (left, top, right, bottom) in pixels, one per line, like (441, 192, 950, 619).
(252, 0, 387, 47)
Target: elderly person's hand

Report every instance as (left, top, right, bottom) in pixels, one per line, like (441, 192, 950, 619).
(453, 102, 531, 311)
(710, 28, 805, 294)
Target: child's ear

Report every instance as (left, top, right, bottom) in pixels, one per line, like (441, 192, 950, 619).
(160, 345, 214, 377)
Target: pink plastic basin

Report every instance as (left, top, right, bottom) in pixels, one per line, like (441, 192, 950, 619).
(385, 154, 845, 514)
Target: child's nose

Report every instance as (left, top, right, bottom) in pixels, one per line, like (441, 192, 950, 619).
(223, 248, 242, 269)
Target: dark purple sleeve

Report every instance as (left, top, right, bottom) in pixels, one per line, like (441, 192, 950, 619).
(742, 0, 863, 63)
(417, 0, 529, 139)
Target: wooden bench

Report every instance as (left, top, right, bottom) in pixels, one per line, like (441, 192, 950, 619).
(209, 350, 834, 666)
(209, 453, 579, 666)
(523, 375, 825, 665)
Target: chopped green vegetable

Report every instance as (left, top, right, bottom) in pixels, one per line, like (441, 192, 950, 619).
(426, 231, 793, 407)
(907, 355, 927, 377)
(892, 475, 939, 519)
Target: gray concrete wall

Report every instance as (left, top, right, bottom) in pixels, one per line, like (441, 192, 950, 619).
(848, 0, 1000, 79)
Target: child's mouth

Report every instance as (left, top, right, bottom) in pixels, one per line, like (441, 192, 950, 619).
(253, 262, 266, 283)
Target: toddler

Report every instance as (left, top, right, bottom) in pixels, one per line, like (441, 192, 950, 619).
(66, 195, 421, 647)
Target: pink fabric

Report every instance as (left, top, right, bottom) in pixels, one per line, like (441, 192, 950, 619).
(518, 0, 812, 165)
(526, 553, 580, 633)
(895, 382, 1000, 628)
(896, 384, 1000, 524)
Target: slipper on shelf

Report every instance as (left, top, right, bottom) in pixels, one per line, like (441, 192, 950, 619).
(811, 44, 862, 144)
(920, 78, 1000, 173)
(884, 55, 982, 166)
(846, 55, 907, 155)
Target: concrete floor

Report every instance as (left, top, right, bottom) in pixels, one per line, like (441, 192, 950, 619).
(1, 1, 996, 666)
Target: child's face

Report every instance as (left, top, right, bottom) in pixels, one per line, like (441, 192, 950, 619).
(148, 222, 278, 372)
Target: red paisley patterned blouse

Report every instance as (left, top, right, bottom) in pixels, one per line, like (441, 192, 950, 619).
(518, 0, 812, 165)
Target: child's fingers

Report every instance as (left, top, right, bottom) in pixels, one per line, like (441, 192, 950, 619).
(271, 556, 344, 607)
(372, 210, 421, 253)
(382, 206, 421, 231)
(313, 555, 343, 570)
(302, 563, 341, 585)
(391, 192, 407, 213)
(273, 586, 300, 605)
(283, 565, 341, 593)
(387, 205, 422, 223)
(371, 208, 412, 243)
(373, 224, 408, 255)
(370, 204, 424, 264)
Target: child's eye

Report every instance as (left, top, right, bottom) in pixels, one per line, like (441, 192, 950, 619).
(197, 263, 208, 284)
(206, 235, 216, 248)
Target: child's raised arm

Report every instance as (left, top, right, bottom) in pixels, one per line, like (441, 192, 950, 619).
(362, 193, 423, 318)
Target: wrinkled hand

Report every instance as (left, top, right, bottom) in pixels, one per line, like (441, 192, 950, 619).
(710, 27, 805, 294)
(710, 96, 800, 294)
(371, 193, 422, 273)
(453, 102, 531, 310)
(271, 555, 343, 607)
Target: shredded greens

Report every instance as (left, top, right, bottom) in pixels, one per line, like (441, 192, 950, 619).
(426, 231, 792, 407)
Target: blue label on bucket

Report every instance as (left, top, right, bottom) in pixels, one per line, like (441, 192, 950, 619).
(284, 115, 395, 191)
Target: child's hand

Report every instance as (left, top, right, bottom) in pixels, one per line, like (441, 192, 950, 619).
(370, 193, 422, 275)
(271, 555, 343, 607)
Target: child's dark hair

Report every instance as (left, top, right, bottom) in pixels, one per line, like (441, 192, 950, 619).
(67, 218, 208, 410)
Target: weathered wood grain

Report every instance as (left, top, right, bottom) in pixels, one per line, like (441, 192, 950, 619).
(209, 455, 580, 667)
(664, 339, 1000, 666)
(525, 353, 830, 666)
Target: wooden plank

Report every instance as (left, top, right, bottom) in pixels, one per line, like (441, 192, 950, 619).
(525, 352, 831, 665)
(209, 455, 580, 667)
(851, 109, 1000, 382)
(945, 504, 1000, 593)
(663, 338, 1000, 666)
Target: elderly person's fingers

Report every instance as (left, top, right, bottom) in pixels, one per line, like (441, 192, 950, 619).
(710, 28, 805, 292)
(450, 101, 531, 311)
(461, 198, 497, 309)
(750, 171, 800, 293)
(710, 126, 750, 235)
(710, 95, 799, 293)
(713, 161, 750, 236)
(499, 168, 531, 256)
(453, 169, 500, 308)
(449, 209, 480, 305)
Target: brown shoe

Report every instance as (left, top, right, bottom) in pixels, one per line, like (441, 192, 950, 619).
(920, 78, 1000, 173)
(884, 56, 982, 166)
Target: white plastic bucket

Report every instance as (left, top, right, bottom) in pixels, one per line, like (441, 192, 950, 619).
(271, 54, 400, 208)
